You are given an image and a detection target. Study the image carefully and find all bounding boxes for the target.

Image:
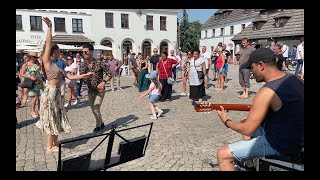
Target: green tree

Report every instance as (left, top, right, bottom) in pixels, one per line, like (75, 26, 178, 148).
(179, 9, 191, 52)
(187, 20, 201, 51)
(179, 9, 201, 52)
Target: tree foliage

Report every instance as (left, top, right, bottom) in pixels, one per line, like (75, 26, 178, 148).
(179, 9, 201, 52)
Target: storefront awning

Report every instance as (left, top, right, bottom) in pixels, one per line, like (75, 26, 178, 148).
(52, 35, 94, 45)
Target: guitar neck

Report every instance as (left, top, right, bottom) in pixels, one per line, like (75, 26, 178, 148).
(210, 104, 252, 111)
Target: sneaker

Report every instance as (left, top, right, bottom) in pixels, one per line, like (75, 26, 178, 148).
(157, 109, 163, 118)
(118, 87, 123, 90)
(111, 89, 115, 92)
(180, 93, 187, 96)
(186, 93, 190, 96)
(150, 115, 157, 120)
(35, 120, 41, 129)
(64, 103, 70, 108)
(72, 100, 79, 106)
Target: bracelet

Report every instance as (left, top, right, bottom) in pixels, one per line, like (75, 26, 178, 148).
(224, 119, 231, 128)
(102, 80, 107, 83)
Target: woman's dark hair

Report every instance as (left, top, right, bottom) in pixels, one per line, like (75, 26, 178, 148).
(161, 52, 168, 57)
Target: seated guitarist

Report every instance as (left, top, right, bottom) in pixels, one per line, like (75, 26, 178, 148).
(215, 48, 304, 171)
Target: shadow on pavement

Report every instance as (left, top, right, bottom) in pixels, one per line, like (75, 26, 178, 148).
(62, 114, 139, 149)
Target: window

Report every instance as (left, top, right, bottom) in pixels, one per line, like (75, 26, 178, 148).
(220, 28, 224, 36)
(215, 13, 222, 20)
(252, 21, 266, 30)
(205, 30, 207, 38)
(54, 17, 65, 32)
(230, 26, 234, 35)
(30, 16, 42, 31)
(160, 16, 167, 30)
(146, 15, 153, 30)
(121, 14, 129, 28)
(105, 13, 113, 28)
(72, 18, 83, 32)
(244, 9, 251, 14)
(212, 29, 215, 37)
(222, 12, 227, 19)
(241, 24, 245, 30)
(16, 15, 22, 30)
(274, 17, 289, 28)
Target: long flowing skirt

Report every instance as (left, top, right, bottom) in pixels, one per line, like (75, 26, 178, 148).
(39, 85, 71, 135)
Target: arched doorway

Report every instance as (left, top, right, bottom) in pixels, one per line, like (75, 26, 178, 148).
(122, 40, 132, 65)
(101, 39, 112, 55)
(160, 41, 168, 54)
(142, 41, 151, 59)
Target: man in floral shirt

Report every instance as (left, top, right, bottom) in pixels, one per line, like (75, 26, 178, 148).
(79, 44, 112, 132)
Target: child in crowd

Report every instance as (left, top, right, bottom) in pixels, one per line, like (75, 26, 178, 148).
(139, 71, 163, 120)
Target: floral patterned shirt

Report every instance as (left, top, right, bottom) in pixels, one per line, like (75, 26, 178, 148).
(79, 59, 112, 95)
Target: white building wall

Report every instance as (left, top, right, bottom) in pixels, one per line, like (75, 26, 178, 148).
(16, 9, 179, 60)
(90, 9, 178, 59)
(200, 20, 254, 59)
(16, 9, 92, 47)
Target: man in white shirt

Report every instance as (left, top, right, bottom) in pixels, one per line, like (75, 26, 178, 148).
(295, 39, 304, 77)
(169, 50, 182, 81)
(200, 46, 211, 89)
(280, 42, 289, 70)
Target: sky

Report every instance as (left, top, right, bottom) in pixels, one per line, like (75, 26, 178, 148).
(177, 9, 217, 24)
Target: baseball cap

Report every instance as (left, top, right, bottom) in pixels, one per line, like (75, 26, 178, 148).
(145, 71, 157, 79)
(240, 48, 275, 69)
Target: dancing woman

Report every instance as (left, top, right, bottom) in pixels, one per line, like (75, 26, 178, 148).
(39, 17, 94, 152)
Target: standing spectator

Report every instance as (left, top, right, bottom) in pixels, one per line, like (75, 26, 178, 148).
(75, 58, 83, 99)
(64, 56, 79, 107)
(273, 44, 285, 71)
(200, 46, 211, 89)
(157, 52, 179, 102)
(18, 54, 29, 106)
(180, 51, 191, 96)
(108, 54, 123, 91)
(137, 53, 150, 92)
(169, 50, 182, 81)
(215, 48, 226, 91)
(150, 48, 160, 71)
(19, 52, 45, 118)
(129, 53, 138, 86)
(139, 71, 163, 120)
(79, 43, 113, 133)
(237, 38, 255, 99)
(295, 39, 304, 77)
(222, 44, 231, 83)
(280, 42, 289, 71)
(188, 49, 206, 102)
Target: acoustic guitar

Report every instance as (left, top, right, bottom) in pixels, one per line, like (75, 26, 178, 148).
(194, 103, 252, 112)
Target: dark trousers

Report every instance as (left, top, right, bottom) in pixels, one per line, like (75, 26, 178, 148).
(76, 79, 83, 97)
(295, 59, 303, 76)
(172, 67, 177, 81)
(159, 79, 172, 101)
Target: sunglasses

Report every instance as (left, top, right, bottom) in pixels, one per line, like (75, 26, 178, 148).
(76, 61, 81, 62)
(153, 51, 158, 52)
(67, 58, 72, 60)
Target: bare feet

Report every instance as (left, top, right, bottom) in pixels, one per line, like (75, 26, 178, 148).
(47, 146, 63, 153)
(240, 95, 249, 99)
(31, 112, 38, 118)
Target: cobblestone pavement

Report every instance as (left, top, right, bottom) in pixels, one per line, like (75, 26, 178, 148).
(16, 64, 279, 171)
